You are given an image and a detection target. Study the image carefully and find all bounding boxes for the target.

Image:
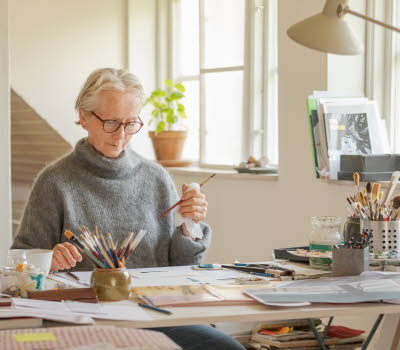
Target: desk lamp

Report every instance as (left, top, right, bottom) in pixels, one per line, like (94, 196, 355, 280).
(287, 0, 400, 55)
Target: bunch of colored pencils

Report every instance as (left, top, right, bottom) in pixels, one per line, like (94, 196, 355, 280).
(346, 172, 400, 221)
(345, 230, 372, 249)
(64, 228, 146, 269)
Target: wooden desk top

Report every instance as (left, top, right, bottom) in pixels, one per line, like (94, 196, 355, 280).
(94, 302, 400, 328)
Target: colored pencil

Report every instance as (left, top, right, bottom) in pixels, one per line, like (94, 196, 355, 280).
(138, 303, 172, 315)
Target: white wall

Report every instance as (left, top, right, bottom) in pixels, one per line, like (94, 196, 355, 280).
(171, 0, 369, 263)
(327, 0, 366, 94)
(9, 0, 127, 146)
(126, 0, 157, 158)
(0, 0, 12, 265)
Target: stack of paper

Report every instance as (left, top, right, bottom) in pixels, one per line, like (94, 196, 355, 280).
(306, 91, 390, 179)
(245, 272, 400, 304)
(0, 298, 153, 324)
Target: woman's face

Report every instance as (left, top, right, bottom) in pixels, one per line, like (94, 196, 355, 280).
(80, 90, 141, 158)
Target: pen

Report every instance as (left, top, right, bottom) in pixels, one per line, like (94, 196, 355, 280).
(251, 272, 273, 277)
(138, 303, 172, 315)
(65, 271, 80, 281)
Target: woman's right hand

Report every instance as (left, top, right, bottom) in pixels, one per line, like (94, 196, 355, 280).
(51, 242, 82, 271)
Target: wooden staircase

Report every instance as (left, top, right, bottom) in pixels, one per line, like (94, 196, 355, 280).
(11, 89, 72, 236)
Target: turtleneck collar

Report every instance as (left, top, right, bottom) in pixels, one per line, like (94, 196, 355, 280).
(73, 138, 140, 178)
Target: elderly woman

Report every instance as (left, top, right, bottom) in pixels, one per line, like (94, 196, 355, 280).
(12, 68, 245, 350)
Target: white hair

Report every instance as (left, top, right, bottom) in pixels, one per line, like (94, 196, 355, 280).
(75, 68, 145, 116)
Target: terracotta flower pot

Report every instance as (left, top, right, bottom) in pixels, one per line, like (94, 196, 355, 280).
(149, 130, 190, 167)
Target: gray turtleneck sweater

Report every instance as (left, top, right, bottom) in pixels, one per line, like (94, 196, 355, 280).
(12, 138, 211, 271)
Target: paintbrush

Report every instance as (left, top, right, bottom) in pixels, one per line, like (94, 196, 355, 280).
(366, 182, 373, 219)
(392, 196, 400, 210)
(99, 231, 115, 266)
(159, 173, 217, 219)
(93, 234, 115, 268)
(357, 192, 366, 207)
(353, 172, 360, 199)
(117, 232, 132, 257)
(74, 229, 108, 267)
(119, 232, 134, 259)
(391, 196, 400, 220)
(125, 230, 146, 260)
(64, 230, 106, 268)
(394, 207, 400, 220)
(383, 171, 400, 206)
(107, 233, 121, 267)
(372, 183, 380, 202)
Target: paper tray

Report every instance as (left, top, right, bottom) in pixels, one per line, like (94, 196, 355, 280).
(274, 246, 309, 262)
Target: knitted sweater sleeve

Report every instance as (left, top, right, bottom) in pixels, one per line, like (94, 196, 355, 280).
(165, 174, 212, 266)
(12, 170, 63, 250)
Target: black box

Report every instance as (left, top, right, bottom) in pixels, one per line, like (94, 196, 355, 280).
(338, 171, 393, 181)
(339, 154, 400, 181)
(340, 154, 400, 173)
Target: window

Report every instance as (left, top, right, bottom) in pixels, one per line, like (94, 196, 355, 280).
(366, 0, 400, 152)
(158, 0, 278, 168)
(389, 0, 400, 152)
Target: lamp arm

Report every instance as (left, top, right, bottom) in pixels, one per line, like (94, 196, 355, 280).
(340, 5, 400, 33)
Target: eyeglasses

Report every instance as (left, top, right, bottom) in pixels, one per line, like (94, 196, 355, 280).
(90, 111, 143, 135)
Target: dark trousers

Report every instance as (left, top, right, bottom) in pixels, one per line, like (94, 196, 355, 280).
(147, 325, 246, 350)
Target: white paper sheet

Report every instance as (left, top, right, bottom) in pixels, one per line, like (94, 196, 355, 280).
(0, 308, 94, 324)
(245, 273, 400, 304)
(51, 266, 264, 288)
(12, 298, 153, 321)
(47, 273, 91, 289)
(13, 298, 69, 311)
(130, 266, 253, 287)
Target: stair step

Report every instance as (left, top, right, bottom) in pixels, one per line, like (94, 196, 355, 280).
(10, 88, 72, 185)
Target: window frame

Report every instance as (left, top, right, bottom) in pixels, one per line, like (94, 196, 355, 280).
(366, 0, 398, 152)
(156, 0, 278, 169)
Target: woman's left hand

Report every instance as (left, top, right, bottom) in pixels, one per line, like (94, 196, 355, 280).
(178, 184, 208, 223)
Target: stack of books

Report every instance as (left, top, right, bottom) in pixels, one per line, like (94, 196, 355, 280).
(307, 91, 390, 179)
(248, 319, 364, 350)
(0, 296, 42, 330)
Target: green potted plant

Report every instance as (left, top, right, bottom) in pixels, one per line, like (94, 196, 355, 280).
(145, 79, 190, 167)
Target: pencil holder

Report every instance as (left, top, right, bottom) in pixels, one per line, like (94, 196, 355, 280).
(90, 268, 131, 301)
(332, 245, 369, 277)
(360, 220, 400, 253)
(343, 217, 360, 246)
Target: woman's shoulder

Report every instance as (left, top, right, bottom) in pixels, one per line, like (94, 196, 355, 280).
(32, 151, 75, 187)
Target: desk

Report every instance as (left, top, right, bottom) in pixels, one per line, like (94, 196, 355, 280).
(95, 302, 400, 329)
(51, 267, 400, 349)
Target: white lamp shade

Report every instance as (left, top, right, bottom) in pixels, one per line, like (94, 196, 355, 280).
(287, 5, 363, 55)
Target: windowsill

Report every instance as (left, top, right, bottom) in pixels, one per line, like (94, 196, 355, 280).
(167, 166, 279, 181)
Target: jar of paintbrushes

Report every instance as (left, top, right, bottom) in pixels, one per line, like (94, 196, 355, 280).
(64, 228, 146, 301)
(346, 171, 400, 255)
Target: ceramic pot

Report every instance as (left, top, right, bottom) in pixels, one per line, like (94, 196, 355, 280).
(90, 267, 131, 301)
(149, 130, 188, 166)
